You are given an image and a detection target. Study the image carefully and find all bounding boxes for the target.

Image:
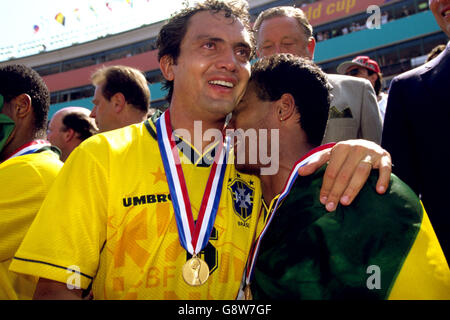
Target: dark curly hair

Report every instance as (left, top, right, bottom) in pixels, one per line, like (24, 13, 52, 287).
(250, 54, 331, 147)
(0, 64, 50, 135)
(156, 0, 254, 103)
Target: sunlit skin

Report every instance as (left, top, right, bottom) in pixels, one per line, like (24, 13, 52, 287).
(160, 10, 252, 147)
(46, 111, 65, 152)
(47, 107, 95, 161)
(429, 0, 450, 37)
(90, 83, 118, 132)
(256, 15, 316, 59)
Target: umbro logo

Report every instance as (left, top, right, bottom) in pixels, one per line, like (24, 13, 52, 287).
(122, 193, 172, 207)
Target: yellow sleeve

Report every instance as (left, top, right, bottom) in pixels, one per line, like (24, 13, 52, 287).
(0, 152, 62, 261)
(388, 203, 450, 299)
(9, 145, 108, 290)
(0, 151, 62, 299)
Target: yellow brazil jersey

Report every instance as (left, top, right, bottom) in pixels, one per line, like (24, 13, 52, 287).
(10, 120, 263, 300)
(0, 149, 63, 299)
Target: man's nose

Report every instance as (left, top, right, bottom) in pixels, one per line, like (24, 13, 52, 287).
(90, 107, 96, 118)
(216, 48, 238, 72)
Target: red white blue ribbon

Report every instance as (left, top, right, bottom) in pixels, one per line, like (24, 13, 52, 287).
(244, 143, 335, 287)
(4, 140, 51, 162)
(156, 110, 230, 255)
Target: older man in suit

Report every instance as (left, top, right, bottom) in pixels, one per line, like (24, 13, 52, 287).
(382, 0, 450, 260)
(253, 6, 383, 145)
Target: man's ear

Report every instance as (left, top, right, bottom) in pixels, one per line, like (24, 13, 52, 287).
(306, 37, 316, 60)
(277, 93, 296, 122)
(63, 128, 76, 142)
(159, 55, 175, 81)
(111, 92, 126, 113)
(14, 93, 32, 119)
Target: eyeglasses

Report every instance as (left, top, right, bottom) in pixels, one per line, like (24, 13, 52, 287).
(346, 68, 360, 76)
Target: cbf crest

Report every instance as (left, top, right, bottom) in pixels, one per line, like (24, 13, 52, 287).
(228, 176, 254, 221)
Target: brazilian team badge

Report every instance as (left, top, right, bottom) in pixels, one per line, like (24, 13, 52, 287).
(228, 177, 254, 221)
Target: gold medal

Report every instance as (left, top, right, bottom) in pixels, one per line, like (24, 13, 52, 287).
(182, 255, 209, 286)
(244, 284, 253, 300)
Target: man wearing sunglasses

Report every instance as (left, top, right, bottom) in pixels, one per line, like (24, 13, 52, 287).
(337, 56, 388, 122)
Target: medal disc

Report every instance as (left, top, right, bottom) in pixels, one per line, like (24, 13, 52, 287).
(244, 285, 253, 300)
(182, 256, 209, 286)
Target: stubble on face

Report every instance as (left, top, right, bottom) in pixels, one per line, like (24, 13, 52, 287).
(169, 10, 252, 122)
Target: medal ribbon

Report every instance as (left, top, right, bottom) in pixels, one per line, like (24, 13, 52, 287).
(4, 140, 51, 162)
(156, 110, 230, 255)
(244, 143, 335, 287)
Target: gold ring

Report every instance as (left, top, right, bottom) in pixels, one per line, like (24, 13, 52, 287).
(361, 156, 373, 166)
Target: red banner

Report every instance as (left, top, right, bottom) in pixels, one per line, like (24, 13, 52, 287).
(301, 0, 392, 26)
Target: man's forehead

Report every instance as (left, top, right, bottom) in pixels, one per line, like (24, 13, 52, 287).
(187, 10, 252, 44)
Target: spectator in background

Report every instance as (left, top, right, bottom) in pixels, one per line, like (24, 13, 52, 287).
(400, 5, 410, 17)
(381, 11, 389, 24)
(90, 65, 150, 132)
(382, 0, 450, 260)
(337, 56, 388, 122)
(0, 64, 63, 299)
(47, 107, 98, 162)
(253, 6, 383, 145)
(426, 43, 446, 62)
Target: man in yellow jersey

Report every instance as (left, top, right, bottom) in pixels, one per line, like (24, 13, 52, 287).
(0, 64, 63, 299)
(232, 54, 450, 300)
(89, 65, 151, 132)
(10, 0, 391, 300)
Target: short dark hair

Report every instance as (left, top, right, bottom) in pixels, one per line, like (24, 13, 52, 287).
(0, 64, 50, 134)
(91, 65, 150, 113)
(250, 54, 330, 147)
(61, 112, 98, 141)
(367, 69, 382, 96)
(156, 0, 254, 102)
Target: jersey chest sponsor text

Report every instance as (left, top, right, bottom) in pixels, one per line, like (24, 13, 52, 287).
(122, 193, 172, 207)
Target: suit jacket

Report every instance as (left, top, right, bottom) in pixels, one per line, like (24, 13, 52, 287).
(382, 42, 450, 259)
(321, 74, 383, 144)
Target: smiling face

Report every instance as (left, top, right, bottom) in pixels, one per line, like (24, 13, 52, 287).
(430, 0, 450, 37)
(163, 10, 252, 120)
